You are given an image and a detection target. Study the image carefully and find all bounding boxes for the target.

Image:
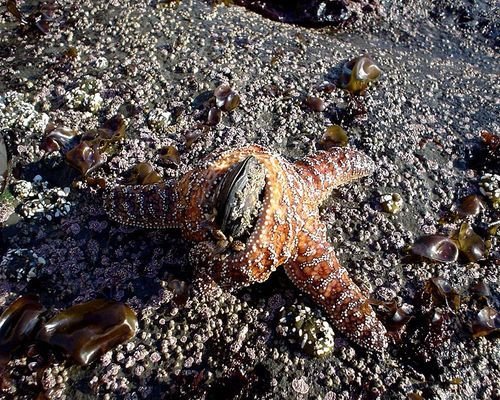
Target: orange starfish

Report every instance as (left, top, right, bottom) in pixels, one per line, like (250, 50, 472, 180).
(104, 145, 388, 351)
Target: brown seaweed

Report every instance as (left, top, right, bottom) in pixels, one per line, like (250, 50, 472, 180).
(0, 296, 45, 366)
(411, 235, 459, 263)
(122, 162, 162, 185)
(37, 299, 138, 365)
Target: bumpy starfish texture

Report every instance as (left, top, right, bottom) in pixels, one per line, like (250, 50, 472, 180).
(104, 145, 388, 351)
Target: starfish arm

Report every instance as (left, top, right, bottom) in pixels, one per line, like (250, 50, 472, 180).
(294, 148, 375, 203)
(284, 221, 387, 351)
(103, 181, 181, 229)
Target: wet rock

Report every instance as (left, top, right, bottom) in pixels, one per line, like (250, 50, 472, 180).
(232, 0, 381, 27)
(0, 135, 9, 196)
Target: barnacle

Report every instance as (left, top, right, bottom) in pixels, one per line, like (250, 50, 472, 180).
(380, 193, 403, 214)
(480, 173, 500, 209)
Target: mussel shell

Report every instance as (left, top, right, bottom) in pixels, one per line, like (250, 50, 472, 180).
(215, 156, 266, 240)
(65, 141, 103, 176)
(81, 114, 126, 146)
(354, 56, 381, 81)
(158, 145, 180, 168)
(222, 92, 241, 112)
(319, 125, 348, 149)
(40, 126, 78, 154)
(411, 235, 459, 263)
(339, 56, 381, 95)
(427, 277, 461, 310)
(214, 83, 232, 100)
(100, 114, 126, 142)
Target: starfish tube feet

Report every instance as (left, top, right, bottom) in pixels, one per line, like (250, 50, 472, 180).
(103, 181, 180, 229)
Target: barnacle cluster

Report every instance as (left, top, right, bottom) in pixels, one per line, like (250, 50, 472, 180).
(380, 193, 403, 214)
(11, 176, 71, 220)
(0, 91, 49, 134)
(276, 304, 335, 358)
(480, 173, 500, 209)
(64, 76, 104, 113)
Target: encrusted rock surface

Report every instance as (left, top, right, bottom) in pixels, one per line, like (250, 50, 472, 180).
(0, 0, 498, 399)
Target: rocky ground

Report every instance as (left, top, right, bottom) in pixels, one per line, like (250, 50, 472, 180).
(0, 0, 499, 399)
